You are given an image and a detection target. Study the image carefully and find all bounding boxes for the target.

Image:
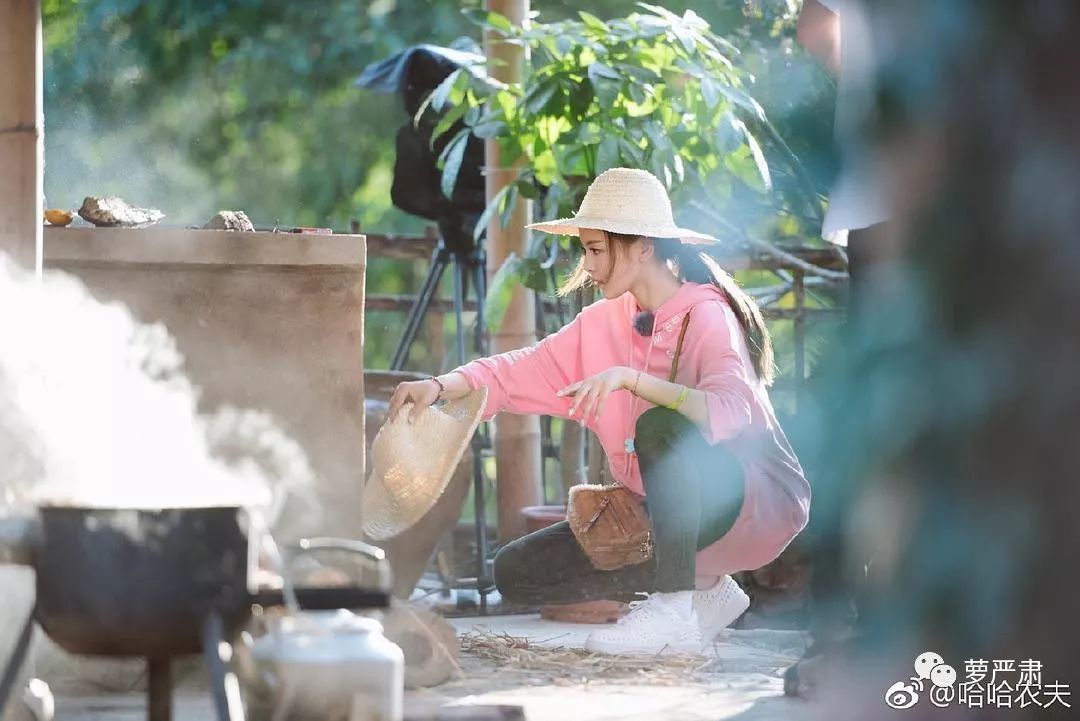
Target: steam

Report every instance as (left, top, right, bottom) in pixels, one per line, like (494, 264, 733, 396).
(0, 253, 313, 516)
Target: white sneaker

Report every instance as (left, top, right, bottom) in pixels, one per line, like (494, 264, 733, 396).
(694, 575, 751, 648)
(584, 590, 702, 655)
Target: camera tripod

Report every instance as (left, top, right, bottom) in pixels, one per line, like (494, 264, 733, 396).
(390, 237, 496, 613)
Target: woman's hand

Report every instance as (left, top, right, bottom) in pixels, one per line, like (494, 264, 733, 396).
(387, 379, 441, 423)
(557, 367, 633, 424)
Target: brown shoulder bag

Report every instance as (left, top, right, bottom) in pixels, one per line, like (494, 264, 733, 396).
(566, 311, 693, 570)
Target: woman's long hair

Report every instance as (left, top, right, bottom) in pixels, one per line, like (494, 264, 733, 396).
(559, 231, 775, 385)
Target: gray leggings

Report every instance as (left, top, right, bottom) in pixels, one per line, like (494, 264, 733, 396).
(493, 407, 744, 604)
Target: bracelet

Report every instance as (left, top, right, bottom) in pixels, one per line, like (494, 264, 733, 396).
(632, 370, 643, 396)
(665, 385, 689, 411)
(429, 376, 446, 399)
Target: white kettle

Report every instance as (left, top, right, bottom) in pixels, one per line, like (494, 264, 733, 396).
(242, 609, 404, 721)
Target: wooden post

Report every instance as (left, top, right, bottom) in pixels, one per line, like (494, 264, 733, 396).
(484, 0, 542, 542)
(0, 0, 43, 273)
(0, 6, 42, 717)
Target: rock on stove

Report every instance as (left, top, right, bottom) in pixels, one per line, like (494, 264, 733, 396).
(204, 211, 255, 232)
(77, 196, 164, 227)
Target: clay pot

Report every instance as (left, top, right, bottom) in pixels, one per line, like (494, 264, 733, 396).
(519, 505, 628, 624)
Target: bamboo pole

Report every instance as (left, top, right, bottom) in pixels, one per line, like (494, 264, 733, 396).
(484, 0, 542, 542)
(0, 0, 43, 273)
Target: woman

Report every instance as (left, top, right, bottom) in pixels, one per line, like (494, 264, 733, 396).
(388, 168, 810, 654)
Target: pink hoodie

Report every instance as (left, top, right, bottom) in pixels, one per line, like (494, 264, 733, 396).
(455, 282, 811, 576)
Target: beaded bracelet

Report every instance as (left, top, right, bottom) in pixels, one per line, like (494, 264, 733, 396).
(429, 376, 446, 399)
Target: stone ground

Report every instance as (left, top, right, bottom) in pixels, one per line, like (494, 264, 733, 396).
(35, 613, 821, 721)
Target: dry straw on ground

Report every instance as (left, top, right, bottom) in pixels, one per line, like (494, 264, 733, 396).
(455, 629, 722, 686)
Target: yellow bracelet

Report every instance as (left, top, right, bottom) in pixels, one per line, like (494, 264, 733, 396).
(665, 385, 689, 411)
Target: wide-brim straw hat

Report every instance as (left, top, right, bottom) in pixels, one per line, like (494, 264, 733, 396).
(526, 167, 717, 244)
(361, 387, 488, 540)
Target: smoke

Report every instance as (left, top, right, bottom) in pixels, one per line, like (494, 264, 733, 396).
(0, 253, 314, 523)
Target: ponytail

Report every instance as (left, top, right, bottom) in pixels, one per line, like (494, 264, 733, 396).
(661, 239, 775, 386)
(557, 232, 775, 385)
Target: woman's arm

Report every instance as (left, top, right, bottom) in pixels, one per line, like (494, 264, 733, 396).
(431, 370, 471, 400)
(626, 370, 710, 430)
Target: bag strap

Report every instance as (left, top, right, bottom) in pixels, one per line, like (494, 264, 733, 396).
(668, 310, 693, 382)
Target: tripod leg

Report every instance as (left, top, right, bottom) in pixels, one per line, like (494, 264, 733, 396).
(470, 248, 490, 357)
(391, 247, 449, 371)
(449, 252, 494, 614)
(450, 254, 467, 366)
(471, 430, 489, 615)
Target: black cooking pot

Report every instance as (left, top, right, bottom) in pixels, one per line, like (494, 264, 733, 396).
(1, 505, 390, 721)
(35, 504, 253, 657)
(7, 505, 389, 657)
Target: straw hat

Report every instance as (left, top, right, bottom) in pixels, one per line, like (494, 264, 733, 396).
(361, 388, 488, 540)
(526, 167, 717, 244)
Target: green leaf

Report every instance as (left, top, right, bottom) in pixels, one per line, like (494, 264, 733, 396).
(596, 135, 620, 174)
(473, 183, 513, 242)
(555, 34, 574, 57)
(578, 11, 608, 33)
(649, 152, 667, 184)
(744, 129, 772, 191)
(462, 8, 514, 34)
(439, 132, 468, 199)
(718, 85, 766, 121)
(516, 179, 539, 199)
(618, 137, 645, 166)
(576, 121, 604, 145)
(431, 69, 463, 113)
(499, 184, 520, 229)
(588, 70, 620, 107)
(643, 121, 670, 154)
(430, 102, 468, 145)
(523, 79, 559, 114)
(558, 145, 590, 177)
(471, 119, 508, 139)
(587, 62, 621, 81)
(715, 111, 745, 153)
(484, 253, 523, 334)
(672, 25, 697, 55)
(700, 77, 720, 110)
(518, 258, 549, 293)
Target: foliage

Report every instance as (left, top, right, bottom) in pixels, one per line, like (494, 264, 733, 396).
(433, 4, 828, 331)
(39, 0, 838, 372)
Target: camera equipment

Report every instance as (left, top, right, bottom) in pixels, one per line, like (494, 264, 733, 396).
(358, 43, 496, 610)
